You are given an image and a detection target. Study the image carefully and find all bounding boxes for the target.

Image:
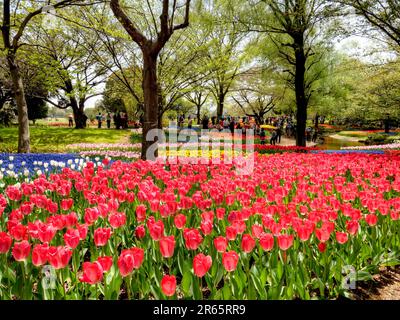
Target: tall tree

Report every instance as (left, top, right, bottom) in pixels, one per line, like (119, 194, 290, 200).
(110, 0, 192, 160)
(339, 0, 400, 49)
(0, 0, 94, 152)
(197, 0, 247, 119)
(26, 19, 108, 128)
(231, 68, 280, 125)
(185, 89, 209, 124)
(241, 0, 338, 146)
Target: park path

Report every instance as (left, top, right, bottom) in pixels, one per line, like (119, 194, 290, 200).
(117, 129, 317, 147)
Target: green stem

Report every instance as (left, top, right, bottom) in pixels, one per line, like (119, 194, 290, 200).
(59, 270, 66, 299)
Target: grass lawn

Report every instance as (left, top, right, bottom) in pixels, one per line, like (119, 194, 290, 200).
(0, 126, 132, 153)
(337, 131, 369, 139)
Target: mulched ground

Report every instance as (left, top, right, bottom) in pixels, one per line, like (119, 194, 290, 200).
(351, 266, 400, 300)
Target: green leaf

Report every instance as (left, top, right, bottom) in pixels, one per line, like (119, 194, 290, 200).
(181, 271, 192, 297)
(5, 267, 16, 283)
(276, 262, 283, 280)
(356, 270, 373, 282)
(250, 273, 266, 298)
(192, 274, 202, 300)
(150, 284, 160, 300)
(222, 284, 231, 299)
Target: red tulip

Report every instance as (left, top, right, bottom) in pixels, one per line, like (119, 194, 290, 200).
(315, 227, 331, 243)
(241, 234, 256, 253)
(6, 185, 22, 201)
(161, 275, 176, 297)
(214, 236, 228, 252)
(149, 200, 159, 212)
(0, 232, 12, 253)
(216, 207, 226, 220)
(336, 231, 348, 244)
(259, 232, 274, 251)
(135, 225, 146, 239)
(183, 228, 203, 250)
(32, 244, 49, 266)
(64, 228, 80, 249)
(38, 223, 57, 243)
(277, 234, 294, 251)
(390, 211, 399, 221)
(84, 207, 100, 226)
(94, 227, 112, 247)
(193, 253, 212, 277)
(147, 219, 164, 241)
(12, 240, 31, 261)
(200, 220, 213, 235)
(318, 242, 327, 253)
(251, 224, 264, 239)
(201, 211, 214, 223)
(108, 212, 127, 229)
(135, 204, 147, 222)
(79, 261, 103, 284)
(297, 226, 313, 242)
(47, 246, 72, 269)
(61, 198, 74, 211)
(9, 223, 27, 241)
(346, 220, 359, 236)
(97, 256, 113, 272)
(233, 221, 246, 234)
(159, 236, 175, 258)
(20, 202, 34, 215)
(365, 214, 378, 226)
(226, 225, 238, 241)
(174, 214, 186, 229)
(77, 224, 88, 240)
(222, 251, 239, 272)
(65, 212, 78, 228)
(117, 247, 144, 277)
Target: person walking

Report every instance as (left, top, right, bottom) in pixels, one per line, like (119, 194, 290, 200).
(115, 112, 121, 129)
(68, 114, 74, 127)
(188, 116, 193, 129)
(270, 130, 277, 145)
(106, 113, 111, 129)
(229, 118, 235, 135)
(178, 114, 184, 129)
(260, 128, 266, 145)
(202, 116, 209, 130)
(96, 113, 103, 128)
(276, 126, 282, 144)
(312, 127, 318, 143)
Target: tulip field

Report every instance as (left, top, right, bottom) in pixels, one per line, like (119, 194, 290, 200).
(0, 151, 399, 300)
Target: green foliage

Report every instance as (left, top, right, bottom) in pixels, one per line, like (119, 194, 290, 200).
(27, 97, 48, 123)
(0, 127, 131, 153)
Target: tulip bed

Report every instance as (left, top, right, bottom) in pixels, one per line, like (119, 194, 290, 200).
(0, 152, 399, 300)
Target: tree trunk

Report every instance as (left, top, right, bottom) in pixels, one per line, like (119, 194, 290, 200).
(70, 97, 87, 129)
(7, 53, 30, 153)
(141, 53, 159, 160)
(217, 92, 225, 120)
(294, 35, 307, 147)
(384, 118, 390, 133)
(197, 104, 201, 125)
(158, 111, 163, 129)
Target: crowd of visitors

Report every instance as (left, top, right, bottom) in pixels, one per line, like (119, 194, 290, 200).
(198, 115, 296, 145)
